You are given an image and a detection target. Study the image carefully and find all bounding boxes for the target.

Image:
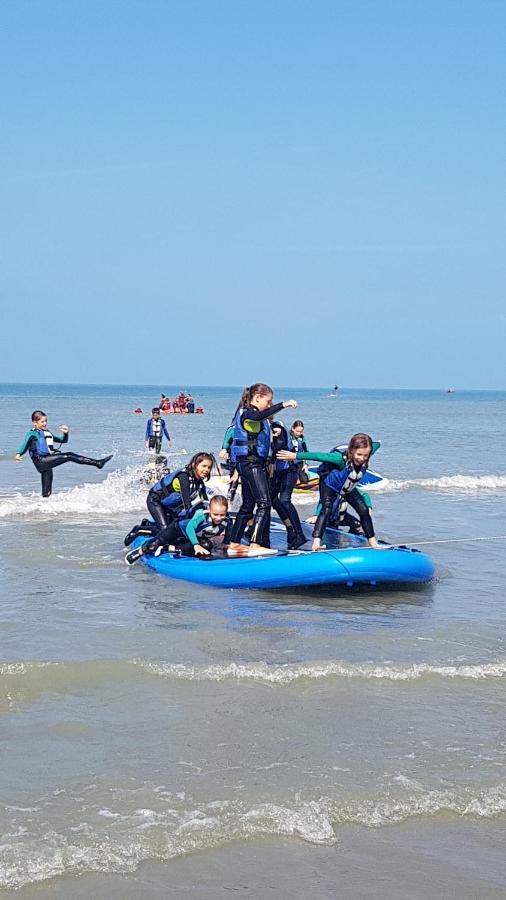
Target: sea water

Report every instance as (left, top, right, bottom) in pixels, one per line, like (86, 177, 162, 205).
(0, 385, 505, 897)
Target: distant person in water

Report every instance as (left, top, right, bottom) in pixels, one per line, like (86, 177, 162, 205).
(145, 407, 171, 454)
(15, 410, 113, 497)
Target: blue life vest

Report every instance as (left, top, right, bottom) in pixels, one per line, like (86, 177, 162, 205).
(324, 464, 366, 496)
(317, 446, 345, 479)
(151, 468, 202, 510)
(232, 408, 271, 461)
(34, 430, 56, 457)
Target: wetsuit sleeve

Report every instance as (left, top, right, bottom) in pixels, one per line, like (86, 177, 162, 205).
(296, 450, 345, 467)
(161, 421, 170, 440)
(145, 420, 151, 440)
(241, 402, 284, 423)
(17, 431, 37, 456)
(371, 440, 381, 456)
(223, 518, 234, 543)
(182, 508, 206, 545)
(221, 426, 235, 450)
(301, 439, 308, 453)
(53, 432, 68, 445)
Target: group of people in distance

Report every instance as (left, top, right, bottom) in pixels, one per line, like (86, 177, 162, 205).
(159, 392, 197, 414)
(124, 381, 384, 566)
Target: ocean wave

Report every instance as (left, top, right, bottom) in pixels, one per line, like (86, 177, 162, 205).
(1, 784, 505, 888)
(2, 658, 506, 710)
(291, 473, 506, 507)
(135, 659, 506, 684)
(376, 473, 506, 494)
(2, 468, 504, 523)
(0, 468, 147, 520)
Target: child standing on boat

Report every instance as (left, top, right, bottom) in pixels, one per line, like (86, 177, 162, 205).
(269, 421, 306, 549)
(277, 432, 383, 551)
(227, 383, 297, 556)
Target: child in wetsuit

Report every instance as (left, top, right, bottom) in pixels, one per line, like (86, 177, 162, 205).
(227, 383, 298, 556)
(269, 421, 307, 549)
(124, 452, 214, 546)
(145, 407, 171, 454)
(125, 494, 233, 565)
(290, 420, 310, 484)
(15, 410, 113, 497)
(277, 433, 383, 551)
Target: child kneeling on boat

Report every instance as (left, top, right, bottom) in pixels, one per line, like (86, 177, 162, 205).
(125, 495, 232, 565)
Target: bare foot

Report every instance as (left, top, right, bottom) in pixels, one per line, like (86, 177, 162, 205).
(248, 543, 277, 556)
(227, 544, 277, 557)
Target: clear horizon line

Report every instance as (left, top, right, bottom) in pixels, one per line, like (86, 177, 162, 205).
(0, 381, 504, 393)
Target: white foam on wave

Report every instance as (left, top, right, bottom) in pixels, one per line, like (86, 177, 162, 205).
(292, 473, 506, 508)
(134, 658, 506, 684)
(3, 467, 504, 523)
(333, 783, 506, 827)
(376, 473, 506, 494)
(2, 783, 506, 888)
(0, 468, 147, 521)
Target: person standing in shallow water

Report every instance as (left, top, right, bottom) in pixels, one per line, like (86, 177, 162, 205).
(15, 410, 113, 497)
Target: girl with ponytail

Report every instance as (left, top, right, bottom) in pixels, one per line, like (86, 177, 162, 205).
(227, 383, 298, 556)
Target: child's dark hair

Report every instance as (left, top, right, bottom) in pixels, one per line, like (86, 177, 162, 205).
(151, 407, 161, 414)
(31, 410, 46, 422)
(209, 494, 228, 509)
(291, 420, 304, 430)
(186, 452, 216, 481)
(346, 433, 373, 466)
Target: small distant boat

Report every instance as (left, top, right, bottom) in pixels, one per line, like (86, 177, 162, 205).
(447, 388, 456, 394)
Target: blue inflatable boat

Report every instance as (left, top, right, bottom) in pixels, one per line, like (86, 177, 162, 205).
(129, 521, 434, 591)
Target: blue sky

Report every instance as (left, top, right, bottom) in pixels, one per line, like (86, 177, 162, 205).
(1, 0, 505, 388)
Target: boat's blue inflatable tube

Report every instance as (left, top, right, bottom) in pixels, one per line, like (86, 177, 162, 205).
(130, 524, 434, 591)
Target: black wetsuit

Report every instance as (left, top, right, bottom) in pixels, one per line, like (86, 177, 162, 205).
(314, 472, 375, 541)
(17, 429, 110, 497)
(230, 402, 284, 546)
(146, 469, 208, 530)
(141, 509, 233, 558)
(269, 432, 304, 545)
